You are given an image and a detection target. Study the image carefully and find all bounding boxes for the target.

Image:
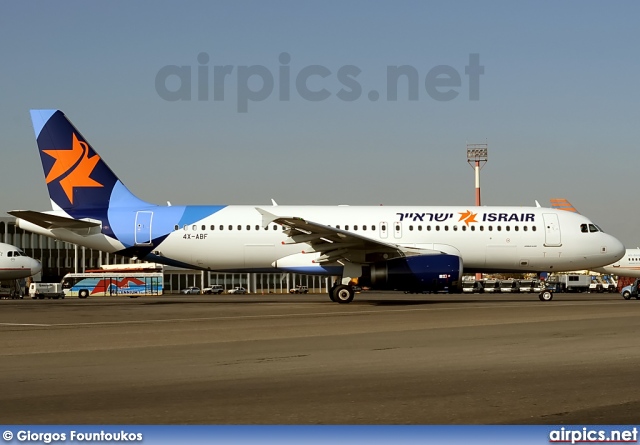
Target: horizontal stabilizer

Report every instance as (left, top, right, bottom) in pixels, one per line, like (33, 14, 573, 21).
(9, 210, 102, 236)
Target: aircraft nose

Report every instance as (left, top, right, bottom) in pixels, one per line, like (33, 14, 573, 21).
(606, 234, 625, 262)
(31, 259, 42, 276)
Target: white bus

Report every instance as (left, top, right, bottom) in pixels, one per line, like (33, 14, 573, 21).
(62, 271, 163, 298)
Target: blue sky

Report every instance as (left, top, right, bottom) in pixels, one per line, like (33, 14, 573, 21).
(1, 1, 639, 245)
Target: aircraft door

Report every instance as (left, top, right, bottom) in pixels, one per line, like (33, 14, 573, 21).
(379, 222, 388, 239)
(393, 221, 402, 239)
(135, 211, 153, 246)
(542, 213, 561, 247)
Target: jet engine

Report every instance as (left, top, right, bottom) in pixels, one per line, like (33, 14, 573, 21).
(361, 254, 463, 293)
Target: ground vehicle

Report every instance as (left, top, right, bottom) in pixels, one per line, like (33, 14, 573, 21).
(462, 280, 484, 293)
(0, 284, 21, 299)
(588, 276, 616, 293)
(289, 285, 309, 294)
(546, 274, 591, 292)
(203, 284, 224, 294)
(228, 287, 247, 294)
(180, 286, 201, 295)
(621, 279, 640, 300)
(499, 280, 520, 293)
(482, 280, 501, 293)
(29, 282, 65, 299)
(62, 272, 163, 298)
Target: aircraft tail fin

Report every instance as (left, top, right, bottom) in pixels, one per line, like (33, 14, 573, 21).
(550, 198, 580, 214)
(30, 109, 149, 212)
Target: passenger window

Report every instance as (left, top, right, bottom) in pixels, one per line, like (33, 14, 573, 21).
(228, 225, 232, 230)
(436, 226, 440, 231)
(345, 225, 350, 230)
(183, 225, 188, 231)
(523, 226, 528, 231)
(210, 225, 215, 230)
(337, 225, 341, 229)
(506, 226, 510, 231)
(444, 225, 449, 231)
(201, 225, 206, 230)
(409, 225, 413, 231)
(488, 226, 493, 231)
(462, 226, 467, 231)
(354, 225, 358, 231)
(470, 226, 475, 231)
(174, 225, 179, 231)
(532, 226, 536, 231)
(255, 225, 260, 230)
(362, 225, 367, 231)
(497, 226, 501, 231)
(372, 225, 376, 231)
(418, 226, 422, 231)
(427, 225, 431, 231)
(219, 225, 224, 230)
(192, 225, 197, 230)
(515, 226, 519, 231)
(273, 225, 277, 230)
(479, 226, 484, 231)
(380, 225, 385, 231)
(453, 225, 458, 231)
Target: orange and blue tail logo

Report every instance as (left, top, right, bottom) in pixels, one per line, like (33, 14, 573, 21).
(30, 110, 127, 212)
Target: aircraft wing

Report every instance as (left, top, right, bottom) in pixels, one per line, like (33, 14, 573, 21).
(256, 208, 444, 264)
(8, 210, 102, 236)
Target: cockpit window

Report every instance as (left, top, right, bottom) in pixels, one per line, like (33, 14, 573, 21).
(588, 224, 599, 233)
(580, 224, 588, 233)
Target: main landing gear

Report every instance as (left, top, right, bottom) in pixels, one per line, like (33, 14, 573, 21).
(328, 284, 355, 304)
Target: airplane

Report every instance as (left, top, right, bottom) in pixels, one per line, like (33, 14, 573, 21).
(549, 198, 640, 278)
(9, 109, 625, 303)
(592, 249, 640, 278)
(0, 242, 42, 280)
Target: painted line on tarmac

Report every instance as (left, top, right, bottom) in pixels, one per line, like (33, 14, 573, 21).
(0, 323, 52, 327)
(8, 299, 631, 328)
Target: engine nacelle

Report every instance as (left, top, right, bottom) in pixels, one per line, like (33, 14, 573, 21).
(361, 254, 463, 293)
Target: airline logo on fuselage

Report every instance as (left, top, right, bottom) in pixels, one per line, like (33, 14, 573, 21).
(396, 211, 536, 223)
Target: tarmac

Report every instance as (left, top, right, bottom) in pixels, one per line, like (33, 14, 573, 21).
(1, 292, 639, 424)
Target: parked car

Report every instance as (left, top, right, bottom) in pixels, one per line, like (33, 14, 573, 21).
(203, 284, 224, 294)
(180, 286, 200, 295)
(228, 287, 247, 294)
(289, 285, 309, 294)
(621, 279, 640, 300)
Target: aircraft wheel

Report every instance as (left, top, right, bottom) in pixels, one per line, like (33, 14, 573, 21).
(333, 285, 354, 304)
(622, 291, 631, 300)
(539, 290, 553, 301)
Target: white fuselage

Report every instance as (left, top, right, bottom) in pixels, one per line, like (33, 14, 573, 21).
(0, 242, 42, 280)
(593, 249, 640, 278)
(17, 205, 625, 275)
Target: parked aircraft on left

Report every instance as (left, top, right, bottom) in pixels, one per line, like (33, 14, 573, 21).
(0, 242, 41, 279)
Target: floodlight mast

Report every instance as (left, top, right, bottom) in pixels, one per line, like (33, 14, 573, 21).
(467, 144, 488, 282)
(466, 144, 488, 206)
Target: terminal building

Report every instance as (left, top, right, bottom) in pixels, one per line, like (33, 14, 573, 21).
(0, 217, 330, 294)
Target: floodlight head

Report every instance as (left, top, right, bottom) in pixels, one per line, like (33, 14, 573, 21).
(466, 143, 488, 161)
